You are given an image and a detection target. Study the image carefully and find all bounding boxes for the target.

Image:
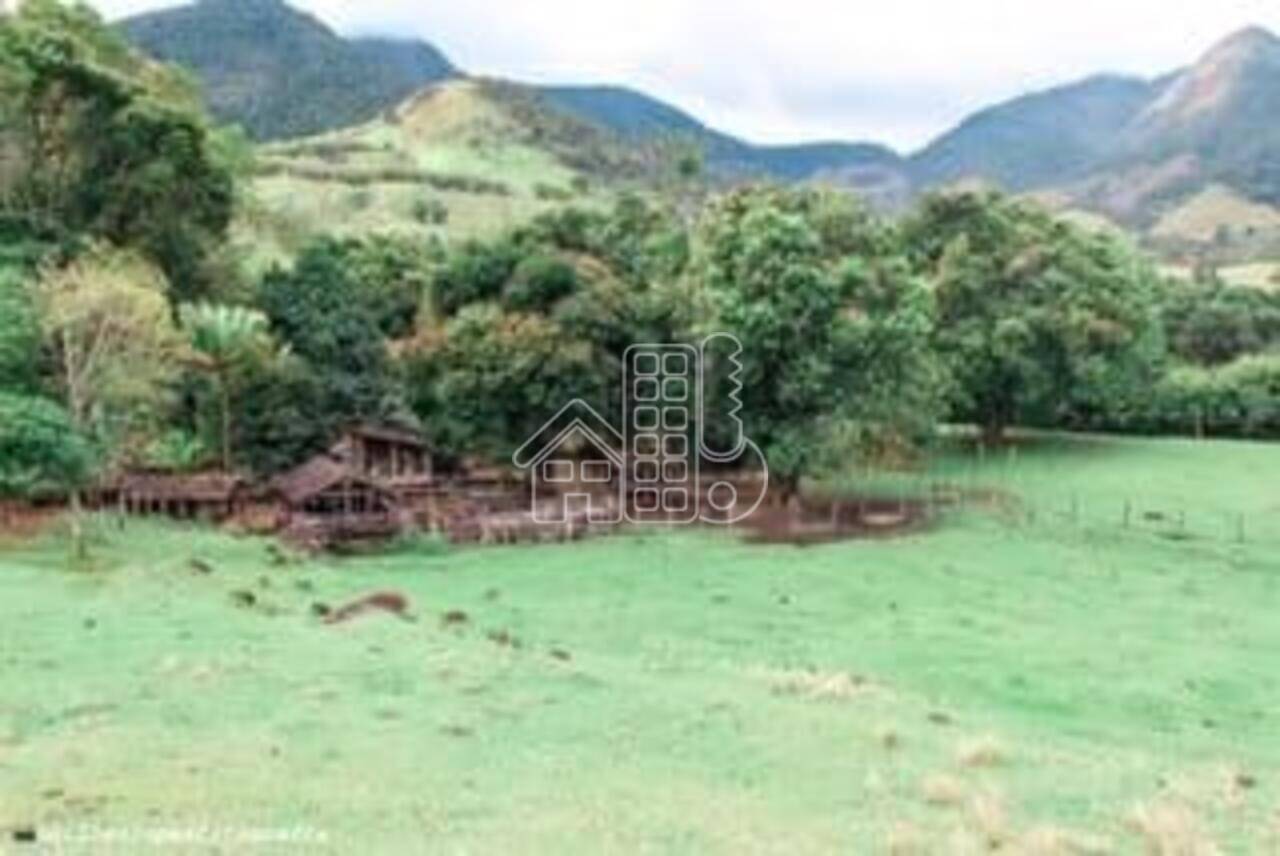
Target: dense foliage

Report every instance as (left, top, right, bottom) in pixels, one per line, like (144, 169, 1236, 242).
(0, 0, 235, 300)
(905, 192, 1166, 442)
(6, 2, 1280, 514)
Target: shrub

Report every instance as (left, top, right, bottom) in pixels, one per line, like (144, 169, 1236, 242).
(0, 393, 93, 500)
(503, 254, 578, 312)
(411, 198, 449, 226)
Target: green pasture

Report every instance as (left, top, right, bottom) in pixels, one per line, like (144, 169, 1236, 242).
(2, 434, 1279, 852)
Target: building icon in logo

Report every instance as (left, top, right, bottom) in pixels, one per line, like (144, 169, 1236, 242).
(513, 334, 768, 526)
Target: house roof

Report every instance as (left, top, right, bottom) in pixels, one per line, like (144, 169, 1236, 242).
(512, 399, 623, 470)
(272, 455, 395, 506)
(111, 470, 247, 502)
(342, 421, 428, 449)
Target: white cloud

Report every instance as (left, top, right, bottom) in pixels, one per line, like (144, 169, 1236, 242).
(88, 0, 1280, 151)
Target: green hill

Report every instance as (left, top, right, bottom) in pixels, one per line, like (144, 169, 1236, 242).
(541, 85, 906, 194)
(909, 75, 1157, 191)
(117, 1, 907, 200)
(240, 79, 645, 267)
(120, 0, 456, 140)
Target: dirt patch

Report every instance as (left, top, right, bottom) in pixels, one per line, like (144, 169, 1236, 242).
(325, 592, 413, 625)
(739, 495, 934, 545)
(0, 503, 58, 541)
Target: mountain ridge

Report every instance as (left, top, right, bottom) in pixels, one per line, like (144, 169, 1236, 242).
(115, 0, 1280, 256)
(120, 0, 457, 140)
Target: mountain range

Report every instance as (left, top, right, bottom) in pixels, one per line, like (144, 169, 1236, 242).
(117, 0, 1280, 255)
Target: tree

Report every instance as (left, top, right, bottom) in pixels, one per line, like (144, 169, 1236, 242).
(0, 391, 91, 502)
(904, 192, 1165, 443)
(430, 239, 521, 316)
(400, 304, 606, 460)
(696, 186, 942, 495)
(0, 267, 42, 393)
(1161, 278, 1280, 367)
(0, 0, 234, 300)
(229, 351, 328, 475)
(34, 245, 178, 449)
(503, 253, 579, 313)
(257, 239, 399, 460)
(179, 302, 276, 471)
(33, 245, 179, 556)
(341, 235, 441, 339)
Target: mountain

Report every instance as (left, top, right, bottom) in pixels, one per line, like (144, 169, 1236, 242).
(1122, 27, 1280, 204)
(539, 85, 908, 202)
(117, 3, 905, 197)
(115, 2, 1280, 260)
(120, 0, 455, 140)
(908, 26, 1280, 259)
(909, 75, 1158, 191)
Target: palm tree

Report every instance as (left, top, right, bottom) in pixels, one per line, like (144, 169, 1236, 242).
(180, 303, 275, 472)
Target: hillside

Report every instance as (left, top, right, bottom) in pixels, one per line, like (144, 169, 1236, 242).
(117, 2, 907, 200)
(1123, 27, 1280, 204)
(120, 0, 456, 140)
(909, 75, 1158, 191)
(541, 85, 908, 203)
(241, 79, 642, 266)
(920, 27, 1280, 260)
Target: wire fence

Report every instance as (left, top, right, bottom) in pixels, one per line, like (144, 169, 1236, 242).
(824, 462, 1280, 551)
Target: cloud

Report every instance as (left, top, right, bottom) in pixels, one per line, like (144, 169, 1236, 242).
(88, 0, 1280, 151)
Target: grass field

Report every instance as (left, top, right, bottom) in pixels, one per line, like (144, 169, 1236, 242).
(2, 434, 1280, 852)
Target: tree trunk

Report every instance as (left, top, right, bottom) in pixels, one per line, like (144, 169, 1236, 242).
(980, 419, 1006, 448)
(220, 378, 232, 473)
(69, 490, 87, 563)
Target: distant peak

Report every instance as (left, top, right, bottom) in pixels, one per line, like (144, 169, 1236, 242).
(198, 0, 288, 6)
(1205, 25, 1280, 60)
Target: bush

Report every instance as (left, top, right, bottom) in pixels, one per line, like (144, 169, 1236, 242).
(533, 183, 574, 202)
(411, 198, 449, 226)
(503, 254, 578, 312)
(431, 240, 522, 315)
(0, 393, 93, 500)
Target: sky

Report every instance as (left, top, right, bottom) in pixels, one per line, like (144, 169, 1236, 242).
(88, 0, 1280, 153)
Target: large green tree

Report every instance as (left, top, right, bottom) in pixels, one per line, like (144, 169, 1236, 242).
(401, 304, 606, 460)
(697, 187, 943, 494)
(0, 0, 234, 300)
(905, 191, 1166, 443)
(256, 239, 400, 460)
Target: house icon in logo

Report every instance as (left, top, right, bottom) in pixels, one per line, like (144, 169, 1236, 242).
(512, 399, 625, 525)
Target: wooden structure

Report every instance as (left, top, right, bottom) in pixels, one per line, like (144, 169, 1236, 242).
(271, 454, 403, 548)
(330, 423, 433, 500)
(97, 470, 248, 520)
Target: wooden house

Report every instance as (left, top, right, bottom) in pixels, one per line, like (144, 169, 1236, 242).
(98, 470, 248, 520)
(330, 423, 433, 499)
(271, 454, 403, 548)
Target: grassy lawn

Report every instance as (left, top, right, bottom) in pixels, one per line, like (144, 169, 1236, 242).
(2, 434, 1279, 852)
